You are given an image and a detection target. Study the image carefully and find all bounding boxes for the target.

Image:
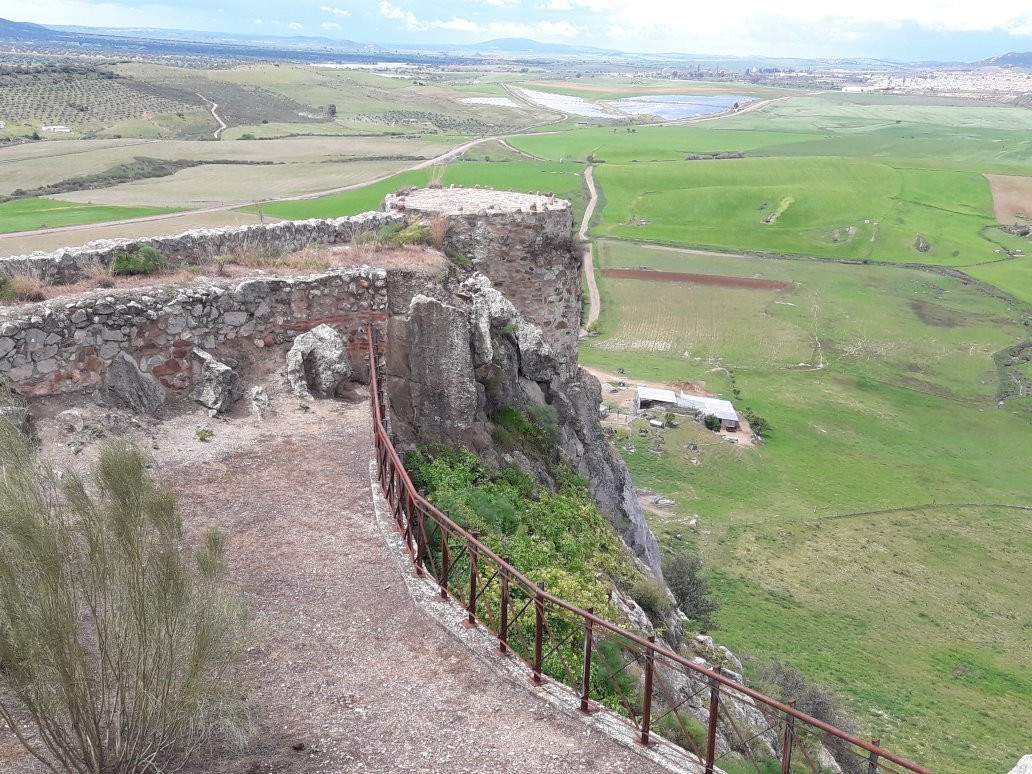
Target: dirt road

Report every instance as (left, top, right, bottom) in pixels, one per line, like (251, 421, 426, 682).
(580, 165, 601, 334)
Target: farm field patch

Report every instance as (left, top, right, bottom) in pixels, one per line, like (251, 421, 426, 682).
(0, 198, 179, 234)
(585, 240, 1031, 772)
(984, 172, 1032, 223)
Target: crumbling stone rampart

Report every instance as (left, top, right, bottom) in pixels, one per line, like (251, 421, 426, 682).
(0, 268, 387, 400)
(0, 212, 402, 285)
(385, 188, 581, 371)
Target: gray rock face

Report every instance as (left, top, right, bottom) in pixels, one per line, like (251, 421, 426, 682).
(190, 349, 241, 413)
(386, 295, 479, 439)
(107, 352, 165, 414)
(286, 324, 354, 399)
(1011, 755, 1032, 774)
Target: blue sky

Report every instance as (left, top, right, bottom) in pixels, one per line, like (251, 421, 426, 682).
(2, 0, 1031, 60)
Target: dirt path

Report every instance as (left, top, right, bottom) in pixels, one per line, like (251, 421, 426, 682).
(197, 93, 228, 140)
(1, 389, 671, 773)
(579, 165, 601, 335)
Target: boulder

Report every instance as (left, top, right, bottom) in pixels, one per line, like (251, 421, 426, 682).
(56, 409, 85, 432)
(107, 352, 165, 414)
(286, 324, 354, 399)
(190, 349, 242, 413)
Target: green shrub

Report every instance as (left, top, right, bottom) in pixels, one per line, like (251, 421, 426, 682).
(110, 244, 164, 276)
(703, 413, 722, 432)
(631, 577, 672, 620)
(663, 551, 720, 631)
(378, 222, 431, 247)
(450, 253, 472, 267)
(742, 408, 769, 435)
(0, 278, 14, 303)
(0, 427, 252, 773)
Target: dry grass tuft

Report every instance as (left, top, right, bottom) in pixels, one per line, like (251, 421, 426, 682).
(9, 274, 46, 302)
(429, 214, 450, 251)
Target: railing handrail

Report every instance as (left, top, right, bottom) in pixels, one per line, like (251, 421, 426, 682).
(366, 326, 933, 774)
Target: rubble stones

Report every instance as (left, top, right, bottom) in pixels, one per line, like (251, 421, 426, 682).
(107, 352, 166, 414)
(56, 409, 85, 432)
(190, 349, 242, 413)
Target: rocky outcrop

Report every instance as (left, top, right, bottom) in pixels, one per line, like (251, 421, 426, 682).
(386, 295, 480, 439)
(383, 270, 663, 576)
(286, 324, 354, 399)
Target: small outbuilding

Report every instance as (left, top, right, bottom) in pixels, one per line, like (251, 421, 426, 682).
(677, 393, 740, 431)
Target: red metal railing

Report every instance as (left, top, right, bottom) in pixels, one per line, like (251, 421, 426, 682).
(366, 326, 933, 774)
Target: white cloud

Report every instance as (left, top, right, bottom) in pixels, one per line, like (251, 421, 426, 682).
(252, 17, 263, 25)
(288, 21, 303, 30)
(319, 5, 351, 17)
(322, 21, 341, 30)
(378, 1, 582, 37)
(538, 0, 571, 9)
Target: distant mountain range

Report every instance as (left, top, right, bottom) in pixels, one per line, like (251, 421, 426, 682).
(1, 16, 1030, 69)
(979, 51, 1032, 68)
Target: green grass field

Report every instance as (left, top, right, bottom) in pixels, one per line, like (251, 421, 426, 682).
(583, 239, 1031, 772)
(0, 198, 179, 234)
(245, 159, 590, 223)
(509, 92, 1032, 268)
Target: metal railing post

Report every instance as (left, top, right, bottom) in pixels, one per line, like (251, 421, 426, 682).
(532, 581, 545, 684)
(580, 608, 594, 713)
(414, 506, 425, 577)
(640, 635, 656, 746)
(499, 561, 510, 654)
(466, 533, 479, 626)
(439, 525, 450, 598)
(868, 739, 881, 774)
(704, 665, 722, 774)
(780, 700, 796, 774)
(404, 495, 414, 553)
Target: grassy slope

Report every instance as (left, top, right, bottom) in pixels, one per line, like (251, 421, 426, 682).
(0, 198, 178, 234)
(581, 239, 1031, 772)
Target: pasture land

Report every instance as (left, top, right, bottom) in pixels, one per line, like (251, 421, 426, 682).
(0, 198, 179, 234)
(0, 135, 456, 203)
(583, 239, 1031, 772)
(509, 92, 1032, 268)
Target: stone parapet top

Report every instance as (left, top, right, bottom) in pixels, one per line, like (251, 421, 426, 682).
(386, 186, 571, 215)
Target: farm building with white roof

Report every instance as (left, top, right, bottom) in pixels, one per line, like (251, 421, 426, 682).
(634, 386, 740, 431)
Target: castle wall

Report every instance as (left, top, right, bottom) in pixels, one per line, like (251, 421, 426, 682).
(0, 212, 402, 286)
(0, 268, 387, 400)
(384, 189, 581, 371)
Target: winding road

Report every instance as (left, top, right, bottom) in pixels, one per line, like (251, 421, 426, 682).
(197, 93, 227, 139)
(579, 165, 601, 335)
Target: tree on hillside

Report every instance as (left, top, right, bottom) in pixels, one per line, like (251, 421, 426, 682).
(326, 103, 337, 118)
(0, 412, 252, 773)
(663, 551, 720, 631)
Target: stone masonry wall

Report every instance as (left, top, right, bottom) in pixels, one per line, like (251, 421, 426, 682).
(384, 189, 581, 371)
(0, 212, 403, 286)
(0, 268, 388, 401)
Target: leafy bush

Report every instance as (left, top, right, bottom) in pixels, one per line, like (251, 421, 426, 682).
(663, 551, 720, 631)
(631, 577, 672, 620)
(0, 424, 252, 773)
(0, 277, 14, 303)
(492, 404, 558, 456)
(703, 413, 722, 432)
(378, 222, 431, 247)
(743, 408, 769, 435)
(110, 244, 164, 276)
